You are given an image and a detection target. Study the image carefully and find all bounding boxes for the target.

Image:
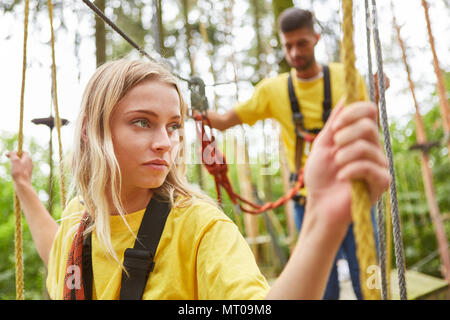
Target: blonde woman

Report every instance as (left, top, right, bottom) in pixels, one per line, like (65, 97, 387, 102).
(7, 59, 390, 300)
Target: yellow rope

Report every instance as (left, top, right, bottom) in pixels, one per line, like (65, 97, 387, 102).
(47, 0, 66, 208)
(14, 0, 30, 300)
(341, 0, 380, 300)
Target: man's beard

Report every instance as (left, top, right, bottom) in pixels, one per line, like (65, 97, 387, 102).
(293, 55, 315, 71)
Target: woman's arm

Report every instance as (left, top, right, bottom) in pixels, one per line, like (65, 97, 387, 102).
(7, 152, 59, 267)
(266, 101, 390, 299)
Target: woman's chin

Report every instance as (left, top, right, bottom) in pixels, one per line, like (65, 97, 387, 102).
(140, 176, 168, 190)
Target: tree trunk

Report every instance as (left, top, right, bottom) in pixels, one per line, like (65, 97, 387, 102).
(181, 0, 205, 189)
(153, 0, 165, 56)
(271, 0, 294, 73)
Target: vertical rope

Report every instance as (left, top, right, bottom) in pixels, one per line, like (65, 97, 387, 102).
(421, 0, 450, 158)
(364, 0, 389, 300)
(385, 191, 392, 299)
(364, 0, 375, 103)
(47, 0, 66, 208)
(14, 0, 30, 300)
(394, 2, 450, 283)
(370, 0, 407, 300)
(341, 0, 380, 300)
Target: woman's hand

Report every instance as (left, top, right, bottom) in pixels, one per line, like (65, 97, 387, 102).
(304, 100, 390, 227)
(267, 100, 390, 300)
(6, 151, 34, 188)
(6, 151, 59, 266)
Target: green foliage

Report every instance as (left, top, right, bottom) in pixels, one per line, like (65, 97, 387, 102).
(391, 96, 450, 278)
(0, 132, 62, 299)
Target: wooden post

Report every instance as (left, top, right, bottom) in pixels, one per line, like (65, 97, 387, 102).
(393, 13, 450, 283)
(421, 0, 450, 159)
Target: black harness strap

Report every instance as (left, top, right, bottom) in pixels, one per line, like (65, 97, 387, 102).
(82, 232, 93, 299)
(288, 65, 332, 173)
(82, 197, 171, 300)
(322, 65, 332, 124)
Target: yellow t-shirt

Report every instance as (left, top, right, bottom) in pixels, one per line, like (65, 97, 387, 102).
(234, 62, 368, 174)
(46, 197, 270, 300)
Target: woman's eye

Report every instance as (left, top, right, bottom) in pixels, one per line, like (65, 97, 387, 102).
(132, 119, 150, 128)
(168, 123, 181, 133)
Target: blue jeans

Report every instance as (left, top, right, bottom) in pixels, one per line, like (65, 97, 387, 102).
(293, 201, 378, 300)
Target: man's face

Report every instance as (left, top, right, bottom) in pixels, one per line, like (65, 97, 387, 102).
(280, 28, 320, 71)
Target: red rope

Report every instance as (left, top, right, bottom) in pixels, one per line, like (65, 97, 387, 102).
(194, 113, 306, 215)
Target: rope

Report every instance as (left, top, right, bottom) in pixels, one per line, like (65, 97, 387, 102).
(364, 0, 389, 300)
(194, 113, 304, 215)
(342, 0, 379, 300)
(421, 0, 450, 157)
(385, 190, 392, 299)
(370, 0, 407, 300)
(395, 1, 450, 283)
(47, 0, 66, 208)
(14, 0, 30, 300)
(81, 0, 193, 84)
(80, 0, 246, 88)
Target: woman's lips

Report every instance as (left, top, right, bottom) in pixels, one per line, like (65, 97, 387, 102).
(143, 163, 167, 171)
(142, 159, 169, 171)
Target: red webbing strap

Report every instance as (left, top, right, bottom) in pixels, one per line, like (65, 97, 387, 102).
(194, 113, 306, 214)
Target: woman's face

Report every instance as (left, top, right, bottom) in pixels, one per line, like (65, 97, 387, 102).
(110, 80, 181, 193)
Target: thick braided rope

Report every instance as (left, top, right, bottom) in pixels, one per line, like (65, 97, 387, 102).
(47, 0, 66, 208)
(14, 0, 30, 300)
(364, 0, 389, 299)
(370, 0, 407, 300)
(342, 0, 379, 300)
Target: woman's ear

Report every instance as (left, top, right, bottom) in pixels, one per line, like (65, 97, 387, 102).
(81, 116, 88, 145)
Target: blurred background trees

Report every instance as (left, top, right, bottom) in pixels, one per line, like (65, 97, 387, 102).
(0, 0, 448, 299)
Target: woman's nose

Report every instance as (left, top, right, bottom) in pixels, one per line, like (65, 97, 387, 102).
(151, 126, 172, 153)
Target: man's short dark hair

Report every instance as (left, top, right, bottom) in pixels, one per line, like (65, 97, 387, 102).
(277, 8, 315, 33)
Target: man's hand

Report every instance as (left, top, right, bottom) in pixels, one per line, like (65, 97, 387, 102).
(194, 109, 242, 131)
(304, 100, 390, 227)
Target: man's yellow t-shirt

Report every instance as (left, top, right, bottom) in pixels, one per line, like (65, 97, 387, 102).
(46, 197, 270, 300)
(234, 62, 368, 175)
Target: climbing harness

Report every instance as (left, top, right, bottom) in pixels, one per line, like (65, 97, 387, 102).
(193, 111, 304, 214)
(288, 64, 332, 173)
(64, 197, 171, 300)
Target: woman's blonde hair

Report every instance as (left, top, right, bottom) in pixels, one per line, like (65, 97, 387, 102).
(69, 58, 212, 265)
